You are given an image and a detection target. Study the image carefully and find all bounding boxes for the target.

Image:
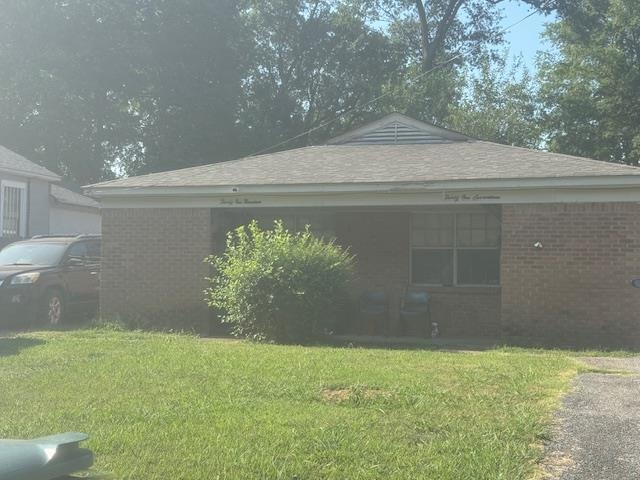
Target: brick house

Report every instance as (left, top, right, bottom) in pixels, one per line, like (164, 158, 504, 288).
(85, 114, 640, 346)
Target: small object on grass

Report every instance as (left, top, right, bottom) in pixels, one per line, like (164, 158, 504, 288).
(0, 432, 94, 480)
(431, 322, 439, 338)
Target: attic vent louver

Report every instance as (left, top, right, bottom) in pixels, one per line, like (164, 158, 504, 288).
(341, 121, 454, 145)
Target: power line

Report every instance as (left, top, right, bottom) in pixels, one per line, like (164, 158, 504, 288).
(249, 2, 550, 157)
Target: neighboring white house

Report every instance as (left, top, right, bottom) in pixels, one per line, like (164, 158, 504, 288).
(0, 144, 101, 246)
(49, 184, 101, 235)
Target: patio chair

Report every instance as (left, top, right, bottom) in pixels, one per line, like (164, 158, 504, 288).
(358, 291, 389, 336)
(399, 290, 431, 337)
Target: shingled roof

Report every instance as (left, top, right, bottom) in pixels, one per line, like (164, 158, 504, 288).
(86, 113, 640, 191)
(0, 145, 60, 181)
(50, 185, 100, 209)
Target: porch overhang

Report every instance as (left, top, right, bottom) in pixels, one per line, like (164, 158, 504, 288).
(86, 176, 640, 209)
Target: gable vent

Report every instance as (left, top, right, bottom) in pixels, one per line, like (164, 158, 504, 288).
(341, 121, 454, 145)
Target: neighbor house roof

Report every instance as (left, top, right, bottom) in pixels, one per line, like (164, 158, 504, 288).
(0, 145, 60, 181)
(50, 184, 100, 209)
(85, 113, 640, 196)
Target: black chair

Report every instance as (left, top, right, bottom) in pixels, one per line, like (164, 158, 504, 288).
(358, 291, 388, 336)
(399, 290, 431, 337)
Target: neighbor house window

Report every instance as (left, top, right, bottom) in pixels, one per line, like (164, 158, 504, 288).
(1, 181, 27, 238)
(411, 210, 500, 286)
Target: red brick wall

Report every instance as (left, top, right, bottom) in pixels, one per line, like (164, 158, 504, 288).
(100, 207, 502, 337)
(501, 203, 640, 347)
(100, 208, 213, 330)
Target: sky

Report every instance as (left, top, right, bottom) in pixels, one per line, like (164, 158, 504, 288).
(501, 1, 555, 72)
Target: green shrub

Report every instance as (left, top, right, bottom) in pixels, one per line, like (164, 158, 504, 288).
(204, 220, 354, 343)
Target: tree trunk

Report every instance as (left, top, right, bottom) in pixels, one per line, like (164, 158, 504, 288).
(414, 0, 433, 71)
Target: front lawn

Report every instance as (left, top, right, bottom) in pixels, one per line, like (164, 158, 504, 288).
(0, 330, 579, 479)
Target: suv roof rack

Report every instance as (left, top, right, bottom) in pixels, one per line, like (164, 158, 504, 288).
(30, 234, 101, 239)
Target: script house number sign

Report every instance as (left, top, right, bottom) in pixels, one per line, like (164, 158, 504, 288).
(220, 198, 263, 206)
(443, 192, 501, 202)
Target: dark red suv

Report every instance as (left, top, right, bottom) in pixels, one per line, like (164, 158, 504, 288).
(0, 235, 100, 327)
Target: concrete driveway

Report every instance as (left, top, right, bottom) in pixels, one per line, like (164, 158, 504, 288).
(542, 357, 640, 479)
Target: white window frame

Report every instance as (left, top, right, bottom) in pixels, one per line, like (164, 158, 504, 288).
(0, 180, 28, 238)
(410, 208, 501, 287)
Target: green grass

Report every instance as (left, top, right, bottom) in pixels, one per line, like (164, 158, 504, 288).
(0, 330, 581, 479)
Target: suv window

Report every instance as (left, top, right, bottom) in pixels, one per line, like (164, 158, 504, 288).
(85, 241, 101, 265)
(0, 242, 67, 266)
(66, 242, 88, 259)
(64, 240, 101, 266)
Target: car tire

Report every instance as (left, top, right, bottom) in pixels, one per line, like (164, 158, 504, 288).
(42, 289, 65, 326)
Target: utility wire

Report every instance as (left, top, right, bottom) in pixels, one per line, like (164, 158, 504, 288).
(249, 2, 550, 157)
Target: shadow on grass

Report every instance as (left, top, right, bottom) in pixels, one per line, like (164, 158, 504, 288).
(501, 336, 640, 356)
(311, 335, 499, 352)
(0, 337, 45, 357)
(313, 335, 640, 355)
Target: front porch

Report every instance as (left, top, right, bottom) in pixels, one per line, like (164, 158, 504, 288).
(212, 205, 502, 338)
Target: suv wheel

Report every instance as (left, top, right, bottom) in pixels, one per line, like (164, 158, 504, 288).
(43, 290, 65, 326)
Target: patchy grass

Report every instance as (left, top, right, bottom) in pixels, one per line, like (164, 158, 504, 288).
(0, 330, 581, 479)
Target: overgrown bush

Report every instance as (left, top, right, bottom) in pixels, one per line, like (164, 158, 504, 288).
(204, 220, 354, 343)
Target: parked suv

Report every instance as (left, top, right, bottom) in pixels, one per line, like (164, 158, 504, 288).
(0, 235, 100, 326)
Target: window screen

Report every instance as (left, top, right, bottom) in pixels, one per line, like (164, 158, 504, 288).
(411, 211, 500, 286)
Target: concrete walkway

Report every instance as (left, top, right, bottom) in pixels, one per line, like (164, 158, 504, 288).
(542, 357, 640, 479)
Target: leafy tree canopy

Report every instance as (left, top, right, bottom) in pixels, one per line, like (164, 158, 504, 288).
(447, 53, 541, 148)
(0, 0, 567, 183)
(538, 0, 640, 165)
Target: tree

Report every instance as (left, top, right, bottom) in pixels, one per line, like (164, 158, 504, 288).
(356, 0, 545, 127)
(132, 0, 246, 175)
(0, 1, 141, 183)
(0, 0, 245, 183)
(446, 53, 541, 148)
(538, 0, 640, 165)
(237, 0, 401, 154)
(365, 0, 552, 72)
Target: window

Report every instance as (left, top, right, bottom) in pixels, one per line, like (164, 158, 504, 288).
(85, 240, 102, 265)
(63, 240, 100, 266)
(66, 242, 88, 258)
(411, 210, 500, 286)
(1, 181, 27, 238)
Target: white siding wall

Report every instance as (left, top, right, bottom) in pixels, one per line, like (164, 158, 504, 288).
(49, 205, 101, 234)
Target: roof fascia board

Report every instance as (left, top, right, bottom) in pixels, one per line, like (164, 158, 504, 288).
(50, 196, 100, 210)
(85, 175, 640, 198)
(96, 186, 640, 209)
(0, 166, 60, 182)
